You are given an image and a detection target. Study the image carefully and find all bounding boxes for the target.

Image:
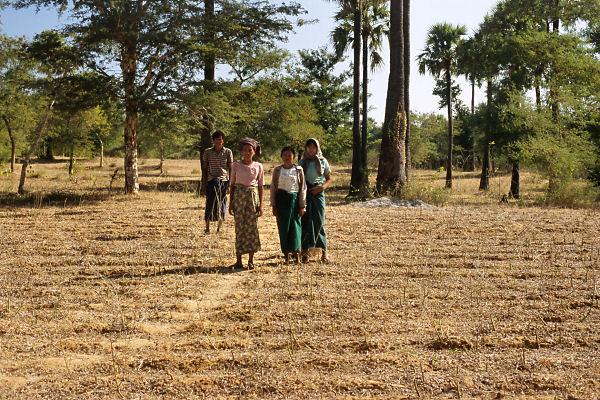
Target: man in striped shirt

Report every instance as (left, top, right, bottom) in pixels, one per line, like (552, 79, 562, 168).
(202, 130, 233, 233)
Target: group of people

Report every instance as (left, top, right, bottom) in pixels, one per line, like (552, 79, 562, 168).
(201, 131, 332, 269)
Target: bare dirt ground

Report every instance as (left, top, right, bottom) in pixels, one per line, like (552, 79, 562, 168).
(0, 158, 599, 399)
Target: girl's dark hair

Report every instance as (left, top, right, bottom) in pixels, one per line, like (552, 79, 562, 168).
(305, 138, 318, 148)
(212, 130, 225, 140)
(280, 146, 295, 157)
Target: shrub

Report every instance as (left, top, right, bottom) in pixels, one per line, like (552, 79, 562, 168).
(540, 181, 600, 208)
(399, 181, 451, 206)
(520, 132, 597, 193)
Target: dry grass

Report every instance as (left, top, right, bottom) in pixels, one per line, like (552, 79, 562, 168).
(0, 158, 599, 399)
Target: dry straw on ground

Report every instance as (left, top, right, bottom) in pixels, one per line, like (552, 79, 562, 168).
(0, 158, 599, 399)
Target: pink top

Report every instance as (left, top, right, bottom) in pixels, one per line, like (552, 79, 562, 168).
(230, 161, 264, 187)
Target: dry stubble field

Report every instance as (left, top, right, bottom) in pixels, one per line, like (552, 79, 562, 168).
(0, 158, 599, 399)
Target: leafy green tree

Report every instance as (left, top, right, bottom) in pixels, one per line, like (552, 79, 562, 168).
(519, 110, 597, 194)
(52, 106, 110, 175)
(11, 0, 304, 194)
(474, 0, 600, 197)
(0, 34, 35, 173)
(417, 22, 467, 189)
(453, 104, 477, 171)
(409, 112, 447, 169)
(16, 30, 82, 194)
(293, 47, 352, 161)
(181, 75, 324, 161)
(229, 46, 289, 85)
(457, 36, 481, 116)
(138, 106, 191, 173)
(466, 20, 504, 191)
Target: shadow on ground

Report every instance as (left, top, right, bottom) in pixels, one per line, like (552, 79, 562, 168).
(76, 264, 246, 281)
(139, 179, 199, 193)
(0, 190, 112, 209)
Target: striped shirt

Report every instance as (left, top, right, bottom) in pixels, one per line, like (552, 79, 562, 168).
(202, 147, 233, 181)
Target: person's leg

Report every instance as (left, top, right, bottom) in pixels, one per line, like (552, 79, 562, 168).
(289, 196, 302, 263)
(205, 179, 218, 233)
(248, 252, 255, 268)
(301, 190, 318, 263)
(284, 252, 291, 264)
(314, 192, 328, 262)
(234, 253, 243, 268)
(217, 180, 228, 233)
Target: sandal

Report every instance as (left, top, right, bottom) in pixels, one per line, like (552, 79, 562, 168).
(301, 253, 309, 264)
(231, 262, 243, 269)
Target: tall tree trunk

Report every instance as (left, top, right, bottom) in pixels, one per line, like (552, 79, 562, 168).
(99, 139, 104, 168)
(470, 77, 475, 114)
(549, 14, 560, 120)
(376, 0, 406, 194)
(509, 161, 520, 199)
(197, 113, 214, 196)
(204, 0, 215, 82)
(123, 102, 139, 194)
(445, 68, 453, 189)
(479, 79, 492, 191)
(197, 0, 216, 196)
(159, 140, 165, 174)
(403, 0, 411, 181)
(121, 45, 140, 194)
(479, 141, 490, 190)
(42, 138, 54, 160)
(68, 145, 75, 176)
(469, 77, 476, 171)
(2, 116, 16, 173)
(360, 27, 369, 195)
(350, 1, 362, 194)
(18, 99, 55, 195)
(535, 73, 542, 112)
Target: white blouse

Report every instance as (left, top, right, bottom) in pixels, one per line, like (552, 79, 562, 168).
(278, 166, 299, 193)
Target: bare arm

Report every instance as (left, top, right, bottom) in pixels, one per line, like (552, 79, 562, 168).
(257, 185, 264, 217)
(270, 167, 278, 216)
(310, 172, 333, 195)
(201, 152, 208, 191)
(229, 163, 236, 216)
(323, 172, 333, 190)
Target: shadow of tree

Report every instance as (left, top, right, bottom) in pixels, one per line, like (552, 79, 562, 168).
(76, 264, 246, 281)
(139, 180, 199, 193)
(0, 190, 112, 209)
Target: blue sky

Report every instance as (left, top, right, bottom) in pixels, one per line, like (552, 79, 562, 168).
(1, 0, 500, 123)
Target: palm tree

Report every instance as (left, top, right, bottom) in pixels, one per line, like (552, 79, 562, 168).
(331, 0, 388, 195)
(403, 0, 411, 180)
(359, 1, 388, 193)
(417, 22, 467, 189)
(330, 0, 362, 194)
(376, 0, 407, 194)
(456, 35, 482, 171)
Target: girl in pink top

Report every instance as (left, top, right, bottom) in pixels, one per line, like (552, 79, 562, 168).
(229, 138, 264, 268)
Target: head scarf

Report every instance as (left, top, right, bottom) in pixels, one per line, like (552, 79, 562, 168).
(239, 137, 261, 157)
(302, 138, 324, 176)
